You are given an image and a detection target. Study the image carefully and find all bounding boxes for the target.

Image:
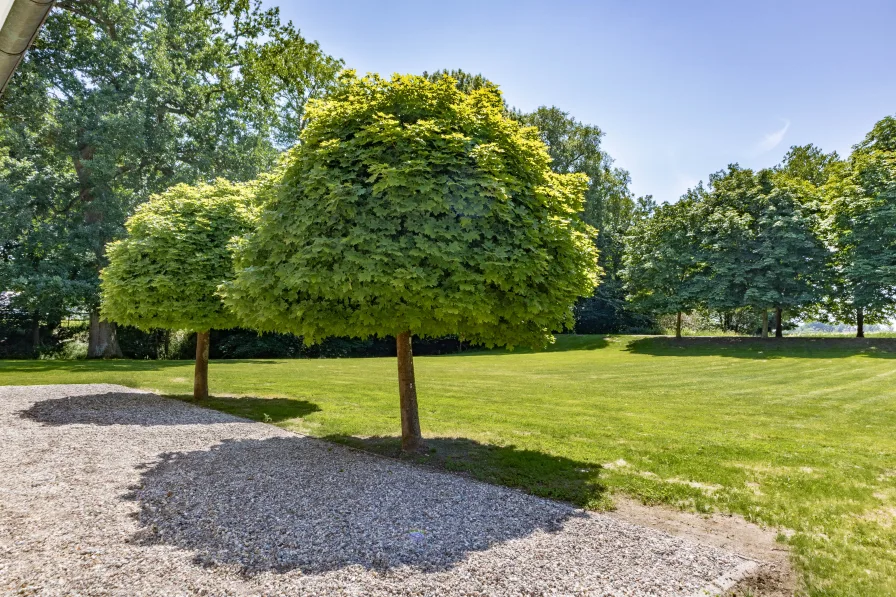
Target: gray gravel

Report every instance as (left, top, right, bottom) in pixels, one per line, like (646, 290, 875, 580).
(0, 384, 755, 596)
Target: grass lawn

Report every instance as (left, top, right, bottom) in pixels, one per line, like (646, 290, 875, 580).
(2, 334, 895, 596)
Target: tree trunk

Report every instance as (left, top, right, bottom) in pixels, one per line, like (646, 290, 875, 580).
(31, 314, 40, 355)
(761, 309, 769, 338)
(857, 307, 865, 338)
(194, 330, 210, 400)
(675, 311, 682, 339)
(87, 310, 123, 358)
(775, 307, 783, 338)
(396, 331, 424, 453)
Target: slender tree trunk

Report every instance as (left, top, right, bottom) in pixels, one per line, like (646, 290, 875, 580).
(775, 307, 783, 338)
(856, 307, 865, 338)
(87, 310, 123, 358)
(675, 311, 682, 339)
(396, 331, 424, 453)
(31, 314, 40, 355)
(194, 331, 210, 400)
(761, 309, 769, 338)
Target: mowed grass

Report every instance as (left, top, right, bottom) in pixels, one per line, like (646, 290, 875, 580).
(2, 335, 896, 596)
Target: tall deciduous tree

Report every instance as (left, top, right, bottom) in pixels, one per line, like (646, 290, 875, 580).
(101, 179, 258, 399)
(223, 73, 601, 452)
(700, 166, 828, 337)
(0, 0, 341, 356)
(825, 116, 896, 336)
(520, 106, 640, 333)
(622, 189, 706, 338)
(778, 144, 841, 187)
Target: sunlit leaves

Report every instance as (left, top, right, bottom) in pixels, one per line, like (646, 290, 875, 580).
(223, 73, 601, 348)
(101, 179, 258, 332)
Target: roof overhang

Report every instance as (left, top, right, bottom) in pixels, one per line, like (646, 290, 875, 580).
(0, 0, 54, 97)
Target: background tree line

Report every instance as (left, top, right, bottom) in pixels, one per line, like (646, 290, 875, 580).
(0, 2, 643, 359)
(623, 116, 896, 338)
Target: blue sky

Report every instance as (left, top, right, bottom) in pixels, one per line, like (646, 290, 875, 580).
(278, 0, 896, 203)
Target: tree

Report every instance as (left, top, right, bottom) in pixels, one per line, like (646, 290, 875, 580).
(101, 179, 257, 399)
(825, 116, 896, 336)
(622, 189, 706, 337)
(223, 73, 601, 452)
(0, 0, 341, 357)
(778, 144, 841, 187)
(699, 166, 828, 337)
(423, 69, 500, 95)
(519, 106, 640, 333)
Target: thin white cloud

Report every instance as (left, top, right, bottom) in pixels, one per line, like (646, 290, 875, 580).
(754, 119, 791, 154)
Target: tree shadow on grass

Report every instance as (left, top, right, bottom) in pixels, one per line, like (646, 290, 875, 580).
(325, 435, 607, 510)
(20, 391, 319, 426)
(453, 334, 611, 358)
(625, 336, 896, 360)
(128, 435, 588, 574)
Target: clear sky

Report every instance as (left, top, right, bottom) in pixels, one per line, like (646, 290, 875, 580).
(277, 0, 896, 203)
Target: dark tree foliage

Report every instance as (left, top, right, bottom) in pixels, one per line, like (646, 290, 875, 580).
(519, 106, 647, 333)
(825, 116, 896, 335)
(0, 0, 341, 356)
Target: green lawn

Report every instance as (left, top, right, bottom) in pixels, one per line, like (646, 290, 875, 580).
(3, 335, 895, 596)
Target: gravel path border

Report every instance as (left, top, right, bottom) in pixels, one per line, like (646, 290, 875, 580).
(1, 384, 757, 596)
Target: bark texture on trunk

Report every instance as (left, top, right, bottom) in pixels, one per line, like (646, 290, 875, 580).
(675, 311, 682, 339)
(396, 331, 424, 453)
(857, 307, 865, 338)
(87, 310, 123, 358)
(194, 330, 210, 401)
(761, 309, 769, 338)
(775, 307, 783, 338)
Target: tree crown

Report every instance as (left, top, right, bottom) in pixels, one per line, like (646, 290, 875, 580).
(101, 179, 258, 332)
(223, 73, 601, 347)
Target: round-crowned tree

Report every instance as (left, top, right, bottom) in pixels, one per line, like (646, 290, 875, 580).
(223, 73, 601, 451)
(101, 179, 258, 399)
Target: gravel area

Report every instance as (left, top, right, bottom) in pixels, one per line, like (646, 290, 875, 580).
(1, 384, 756, 596)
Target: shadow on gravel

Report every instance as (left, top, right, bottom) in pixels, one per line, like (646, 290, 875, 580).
(326, 435, 607, 509)
(626, 336, 896, 360)
(19, 392, 320, 427)
(129, 436, 587, 575)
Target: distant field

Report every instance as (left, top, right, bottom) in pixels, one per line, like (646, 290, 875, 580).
(2, 335, 895, 596)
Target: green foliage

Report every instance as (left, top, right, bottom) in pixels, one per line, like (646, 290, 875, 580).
(518, 106, 635, 254)
(519, 106, 643, 332)
(697, 166, 828, 313)
(0, 0, 341, 333)
(623, 164, 829, 330)
(825, 115, 896, 322)
(224, 73, 600, 347)
(422, 69, 501, 95)
(101, 179, 257, 332)
(778, 144, 841, 186)
(622, 188, 706, 316)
